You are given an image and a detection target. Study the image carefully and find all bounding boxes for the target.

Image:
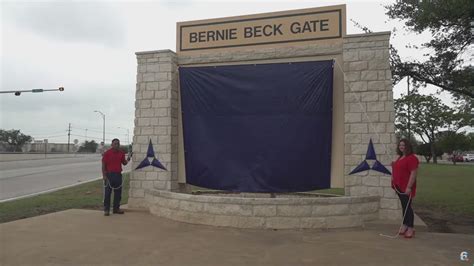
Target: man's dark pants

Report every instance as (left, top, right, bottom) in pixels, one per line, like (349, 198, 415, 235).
(104, 172, 122, 212)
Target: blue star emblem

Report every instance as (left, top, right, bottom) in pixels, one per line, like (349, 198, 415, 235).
(349, 139, 391, 175)
(135, 139, 167, 170)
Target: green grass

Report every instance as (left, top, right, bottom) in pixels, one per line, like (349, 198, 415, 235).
(0, 174, 130, 224)
(415, 163, 474, 216)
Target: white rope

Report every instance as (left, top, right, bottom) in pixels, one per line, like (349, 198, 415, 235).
(103, 177, 124, 190)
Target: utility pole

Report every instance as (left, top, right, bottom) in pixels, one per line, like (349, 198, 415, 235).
(67, 123, 71, 153)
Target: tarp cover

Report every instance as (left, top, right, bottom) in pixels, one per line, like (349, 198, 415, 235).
(179, 60, 333, 192)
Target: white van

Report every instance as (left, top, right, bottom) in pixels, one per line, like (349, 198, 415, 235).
(463, 154, 474, 162)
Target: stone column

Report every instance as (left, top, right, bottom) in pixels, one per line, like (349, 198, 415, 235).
(128, 50, 179, 209)
(342, 32, 401, 220)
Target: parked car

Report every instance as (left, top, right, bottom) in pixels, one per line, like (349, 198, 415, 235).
(449, 154, 464, 162)
(463, 154, 474, 162)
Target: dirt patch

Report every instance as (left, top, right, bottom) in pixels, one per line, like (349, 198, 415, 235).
(415, 207, 474, 234)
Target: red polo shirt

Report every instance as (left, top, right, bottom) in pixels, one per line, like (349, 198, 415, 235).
(392, 154, 419, 197)
(102, 148, 126, 173)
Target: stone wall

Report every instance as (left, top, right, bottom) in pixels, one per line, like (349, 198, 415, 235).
(146, 189, 379, 229)
(342, 32, 400, 219)
(129, 50, 179, 209)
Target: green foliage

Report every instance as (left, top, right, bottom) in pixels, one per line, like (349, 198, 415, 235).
(416, 143, 443, 163)
(0, 174, 130, 224)
(0, 129, 32, 152)
(386, 0, 473, 99)
(395, 93, 468, 162)
(78, 140, 99, 153)
(415, 163, 474, 216)
(437, 131, 472, 154)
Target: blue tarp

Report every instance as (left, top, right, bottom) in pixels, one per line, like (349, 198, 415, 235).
(179, 60, 334, 192)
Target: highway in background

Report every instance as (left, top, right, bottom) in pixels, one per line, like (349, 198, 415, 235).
(0, 154, 130, 202)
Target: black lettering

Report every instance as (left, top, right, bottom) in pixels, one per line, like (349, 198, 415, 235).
(190, 32, 197, 43)
(254, 26, 262, 37)
(302, 21, 312, 33)
(274, 24, 283, 35)
(320, 19, 329, 31)
(310, 20, 320, 32)
(229, 28, 237, 39)
(244, 27, 253, 38)
(216, 29, 225, 41)
(263, 24, 273, 36)
(290, 22, 300, 34)
(198, 31, 206, 42)
(207, 31, 215, 42)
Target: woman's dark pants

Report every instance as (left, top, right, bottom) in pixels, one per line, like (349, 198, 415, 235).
(396, 187, 414, 227)
(104, 173, 122, 212)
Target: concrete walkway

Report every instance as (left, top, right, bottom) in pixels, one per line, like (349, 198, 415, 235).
(0, 209, 472, 265)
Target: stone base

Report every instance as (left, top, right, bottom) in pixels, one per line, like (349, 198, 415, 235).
(145, 189, 380, 229)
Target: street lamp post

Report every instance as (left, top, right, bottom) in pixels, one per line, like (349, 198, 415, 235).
(94, 110, 106, 144)
(117, 127, 130, 145)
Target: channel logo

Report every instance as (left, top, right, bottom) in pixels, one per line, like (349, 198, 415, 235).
(460, 251, 469, 261)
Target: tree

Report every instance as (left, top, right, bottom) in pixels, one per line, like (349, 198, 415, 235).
(385, 0, 473, 99)
(0, 129, 32, 152)
(437, 131, 471, 164)
(395, 93, 467, 163)
(78, 140, 99, 153)
(415, 143, 443, 163)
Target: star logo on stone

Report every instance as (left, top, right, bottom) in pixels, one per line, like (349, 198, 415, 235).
(135, 139, 167, 170)
(349, 139, 391, 175)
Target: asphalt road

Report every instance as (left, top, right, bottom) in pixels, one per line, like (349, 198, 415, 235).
(0, 154, 130, 202)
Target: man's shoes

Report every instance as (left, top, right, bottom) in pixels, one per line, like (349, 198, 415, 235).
(104, 211, 110, 216)
(113, 209, 125, 214)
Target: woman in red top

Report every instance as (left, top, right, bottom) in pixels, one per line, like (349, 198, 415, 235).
(392, 138, 419, 238)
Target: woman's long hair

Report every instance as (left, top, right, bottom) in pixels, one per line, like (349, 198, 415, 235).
(396, 138, 414, 156)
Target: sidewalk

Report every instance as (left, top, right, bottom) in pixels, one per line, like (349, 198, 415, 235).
(1, 209, 472, 265)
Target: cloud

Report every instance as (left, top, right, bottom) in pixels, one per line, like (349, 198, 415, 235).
(2, 2, 125, 47)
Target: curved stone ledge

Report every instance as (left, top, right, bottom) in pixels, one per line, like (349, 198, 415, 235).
(145, 189, 380, 229)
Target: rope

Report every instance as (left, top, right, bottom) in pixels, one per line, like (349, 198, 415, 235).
(103, 177, 124, 190)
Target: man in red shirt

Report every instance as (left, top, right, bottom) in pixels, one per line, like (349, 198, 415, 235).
(102, 138, 131, 216)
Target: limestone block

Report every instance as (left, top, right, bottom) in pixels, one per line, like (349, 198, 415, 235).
(344, 71, 360, 82)
(300, 217, 326, 229)
(349, 186, 368, 196)
(362, 176, 380, 186)
(379, 112, 390, 122)
(361, 91, 378, 102)
(253, 205, 277, 216)
(349, 61, 368, 71)
(367, 102, 385, 112)
(367, 81, 385, 90)
(367, 186, 383, 197)
(343, 51, 359, 61)
(265, 217, 301, 229)
(155, 91, 168, 99)
(345, 113, 362, 123)
(359, 50, 375, 60)
(204, 203, 253, 216)
(158, 117, 172, 126)
(277, 205, 312, 217)
(344, 93, 360, 103)
(368, 123, 386, 134)
(345, 134, 361, 144)
(313, 204, 350, 216)
(155, 73, 168, 81)
(350, 124, 368, 134)
(361, 112, 379, 123)
(349, 81, 368, 92)
(131, 188, 145, 198)
(179, 200, 204, 212)
(380, 176, 392, 187)
(145, 172, 158, 180)
(141, 181, 155, 190)
(349, 103, 366, 113)
(326, 215, 362, 228)
(383, 187, 398, 198)
(350, 202, 379, 214)
(380, 198, 399, 210)
(360, 70, 378, 81)
(130, 181, 142, 188)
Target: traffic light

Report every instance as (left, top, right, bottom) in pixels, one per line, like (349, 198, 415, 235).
(59, 87, 64, 91)
(14, 91, 21, 96)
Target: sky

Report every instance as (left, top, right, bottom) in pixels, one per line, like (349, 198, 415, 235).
(0, 0, 465, 145)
